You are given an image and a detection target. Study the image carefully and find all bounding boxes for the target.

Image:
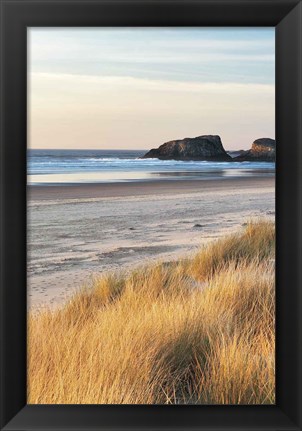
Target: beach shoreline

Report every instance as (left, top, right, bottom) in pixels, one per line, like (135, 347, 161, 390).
(28, 176, 275, 309)
(28, 176, 274, 201)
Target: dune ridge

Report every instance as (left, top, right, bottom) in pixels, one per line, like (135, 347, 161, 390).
(28, 220, 275, 405)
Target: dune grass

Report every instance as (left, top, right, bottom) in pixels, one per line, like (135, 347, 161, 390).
(28, 220, 275, 405)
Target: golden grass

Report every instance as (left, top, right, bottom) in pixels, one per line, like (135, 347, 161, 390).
(27, 220, 275, 405)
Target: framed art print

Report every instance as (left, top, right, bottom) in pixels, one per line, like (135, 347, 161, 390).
(0, 0, 301, 430)
(26, 26, 276, 405)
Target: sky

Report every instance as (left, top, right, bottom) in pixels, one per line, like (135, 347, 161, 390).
(28, 28, 275, 150)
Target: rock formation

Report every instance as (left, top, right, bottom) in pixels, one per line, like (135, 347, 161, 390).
(142, 135, 232, 161)
(234, 138, 275, 162)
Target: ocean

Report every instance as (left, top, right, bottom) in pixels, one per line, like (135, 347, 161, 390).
(27, 149, 275, 185)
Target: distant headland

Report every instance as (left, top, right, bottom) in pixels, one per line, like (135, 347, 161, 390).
(142, 135, 275, 162)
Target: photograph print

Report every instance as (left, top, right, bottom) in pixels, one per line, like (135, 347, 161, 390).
(27, 28, 275, 404)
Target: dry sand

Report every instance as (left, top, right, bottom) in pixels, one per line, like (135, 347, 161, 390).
(27, 177, 275, 309)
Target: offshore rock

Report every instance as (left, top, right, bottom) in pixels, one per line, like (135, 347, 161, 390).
(235, 138, 275, 162)
(142, 135, 232, 161)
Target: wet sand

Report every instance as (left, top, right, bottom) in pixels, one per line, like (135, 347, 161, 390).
(27, 176, 275, 309)
(29, 176, 273, 201)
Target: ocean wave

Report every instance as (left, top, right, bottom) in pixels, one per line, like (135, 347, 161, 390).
(28, 150, 275, 179)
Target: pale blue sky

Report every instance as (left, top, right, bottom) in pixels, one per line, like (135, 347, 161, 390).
(29, 28, 275, 150)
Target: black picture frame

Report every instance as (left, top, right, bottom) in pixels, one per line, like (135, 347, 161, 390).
(0, 0, 301, 430)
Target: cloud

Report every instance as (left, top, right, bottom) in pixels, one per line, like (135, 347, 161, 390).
(30, 72, 274, 95)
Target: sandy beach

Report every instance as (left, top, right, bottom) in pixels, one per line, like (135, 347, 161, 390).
(27, 176, 275, 309)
